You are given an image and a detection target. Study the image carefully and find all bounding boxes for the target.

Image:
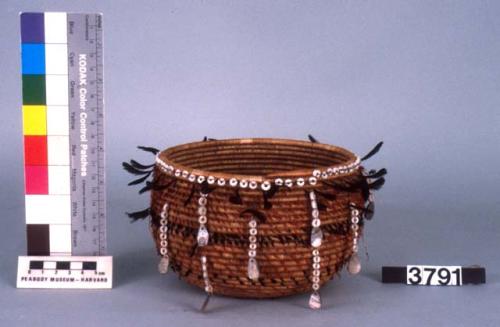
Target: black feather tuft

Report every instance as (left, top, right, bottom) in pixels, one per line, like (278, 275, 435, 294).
(361, 141, 384, 161)
(239, 208, 267, 223)
(262, 186, 278, 210)
(308, 134, 319, 143)
(122, 162, 150, 175)
(348, 203, 373, 215)
(137, 146, 160, 155)
(316, 190, 336, 201)
(317, 201, 327, 211)
(126, 208, 150, 222)
(127, 172, 152, 186)
(189, 244, 199, 257)
(130, 160, 155, 170)
(229, 189, 243, 205)
(184, 184, 196, 206)
(368, 177, 385, 190)
(138, 181, 154, 194)
(200, 181, 215, 195)
(366, 168, 387, 179)
(266, 184, 279, 198)
(263, 192, 273, 210)
(361, 178, 370, 201)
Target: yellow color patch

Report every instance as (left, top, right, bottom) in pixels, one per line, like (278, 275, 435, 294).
(23, 105, 47, 135)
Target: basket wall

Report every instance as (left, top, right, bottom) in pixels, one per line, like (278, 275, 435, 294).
(148, 139, 366, 298)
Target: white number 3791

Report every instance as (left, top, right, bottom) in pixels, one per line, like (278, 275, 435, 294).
(406, 265, 462, 286)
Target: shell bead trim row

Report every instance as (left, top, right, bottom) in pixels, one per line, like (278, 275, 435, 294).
(347, 204, 361, 275)
(309, 191, 322, 310)
(158, 203, 170, 274)
(155, 155, 361, 191)
(247, 217, 260, 281)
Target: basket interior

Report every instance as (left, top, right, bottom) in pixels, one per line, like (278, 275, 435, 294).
(161, 138, 355, 177)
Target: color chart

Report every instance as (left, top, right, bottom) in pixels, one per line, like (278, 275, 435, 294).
(21, 12, 71, 256)
(18, 12, 110, 289)
(20, 12, 106, 257)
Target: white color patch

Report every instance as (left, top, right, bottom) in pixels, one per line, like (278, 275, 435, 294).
(25, 195, 71, 224)
(47, 135, 69, 165)
(45, 44, 68, 75)
(48, 165, 70, 195)
(45, 75, 69, 105)
(70, 262, 83, 270)
(43, 261, 56, 269)
(44, 12, 68, 44)
(46, 106, 69, 136)
(49, 224, 72, 254)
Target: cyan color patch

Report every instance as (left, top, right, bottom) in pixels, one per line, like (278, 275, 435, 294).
(22, 43, 45, 74)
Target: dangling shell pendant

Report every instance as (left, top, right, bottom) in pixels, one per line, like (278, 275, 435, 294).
(197, 225, 209, 247)
(248, 258, 260, 281)
(310, 227, 323, 248)
(309, 291, 322, 310)
(158, 256, 170, 274)
(347, 253, 361, 275)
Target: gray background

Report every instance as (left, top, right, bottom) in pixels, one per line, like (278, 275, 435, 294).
(1, 0, 499, 326)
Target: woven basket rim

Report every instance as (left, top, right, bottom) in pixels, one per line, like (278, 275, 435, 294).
(157, 138, 359, 183)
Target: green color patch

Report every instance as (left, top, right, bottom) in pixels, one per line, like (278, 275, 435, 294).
(22, 75, 46, 105)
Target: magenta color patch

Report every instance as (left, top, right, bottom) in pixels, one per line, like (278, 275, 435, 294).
(25, 165, 48, 194)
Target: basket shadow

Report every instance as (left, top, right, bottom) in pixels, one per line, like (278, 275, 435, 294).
(182, 296, 253, 314)
(163, 277, 263, 313)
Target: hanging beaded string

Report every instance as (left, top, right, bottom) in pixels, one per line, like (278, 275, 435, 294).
(347, 203, 361, 275)
(247, 216, 260, 281)
(309, 190, 322, 310)
(200, 255, 213, 311)
(158, 202, 170, 274)
(196, 191, 209, 246)
(196, 190, 214, 311)
(200, 255, 213, 293)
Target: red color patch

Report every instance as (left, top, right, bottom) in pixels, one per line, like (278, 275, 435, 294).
(24, 135, 47, 165)
(25, 165, 48, 194)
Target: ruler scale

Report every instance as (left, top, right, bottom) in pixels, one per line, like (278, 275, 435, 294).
(67, 13, 106, 256)
(17, 12, 111, 289)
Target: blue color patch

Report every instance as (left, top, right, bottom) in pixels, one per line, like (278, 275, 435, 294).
(22, 43, 45, 74)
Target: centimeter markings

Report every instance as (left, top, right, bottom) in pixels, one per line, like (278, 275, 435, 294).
(17, 256, 112, 289)
(68, 13, 106, 256)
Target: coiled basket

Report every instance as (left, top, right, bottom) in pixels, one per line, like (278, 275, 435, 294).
(124, 138, 385, 307)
